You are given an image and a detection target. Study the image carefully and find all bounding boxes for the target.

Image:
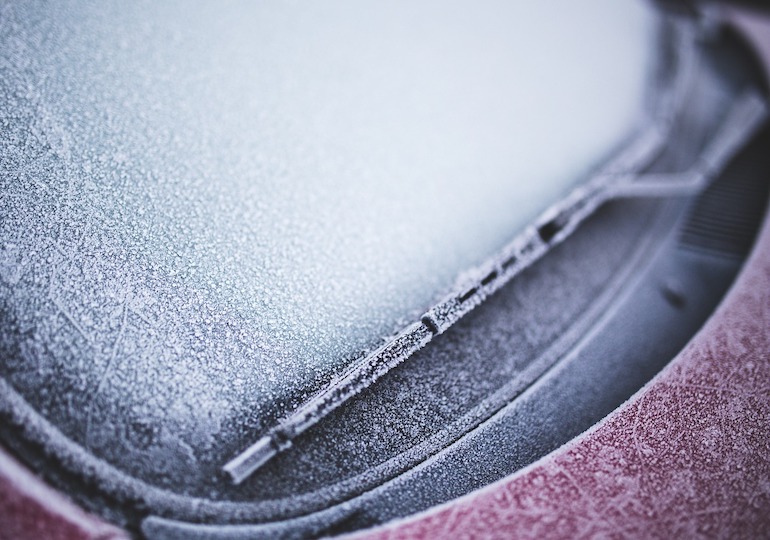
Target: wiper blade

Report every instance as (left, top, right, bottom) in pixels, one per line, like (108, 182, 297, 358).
(224, 30, 767, 484)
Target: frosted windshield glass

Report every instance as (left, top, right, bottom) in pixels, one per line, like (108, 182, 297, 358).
(1, 2, 652, 438)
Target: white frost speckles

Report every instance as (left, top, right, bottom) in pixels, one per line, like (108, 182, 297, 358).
(1, 1, 651, 483)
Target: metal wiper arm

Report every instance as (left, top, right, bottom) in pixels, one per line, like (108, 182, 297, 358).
(223, 21, 767, 484)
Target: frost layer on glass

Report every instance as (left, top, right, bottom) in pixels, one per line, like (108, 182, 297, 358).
(0, 1, 651, 459)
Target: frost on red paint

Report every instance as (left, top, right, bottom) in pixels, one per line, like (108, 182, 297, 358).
(0, 449, 127, 540)
(357, 215, 770, 539)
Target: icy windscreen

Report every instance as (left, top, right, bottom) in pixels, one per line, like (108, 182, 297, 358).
(1, 2, 652, 440)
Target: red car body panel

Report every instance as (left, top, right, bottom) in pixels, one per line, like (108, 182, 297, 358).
(355, 205, 770, 539)
(0, 449, 126, 540)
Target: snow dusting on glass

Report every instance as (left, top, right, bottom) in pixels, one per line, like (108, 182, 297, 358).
(0, 1, 652, 470)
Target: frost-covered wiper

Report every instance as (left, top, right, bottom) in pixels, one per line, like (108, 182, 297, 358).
(224, 44, 768, 483)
